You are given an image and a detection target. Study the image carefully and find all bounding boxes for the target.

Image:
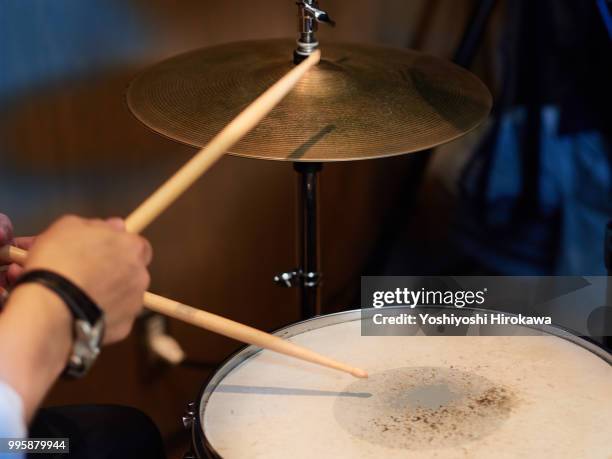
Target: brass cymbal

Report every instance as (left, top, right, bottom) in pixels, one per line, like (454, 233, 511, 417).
(127, 39, 492, 162)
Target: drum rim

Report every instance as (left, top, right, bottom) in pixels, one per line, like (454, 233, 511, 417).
(193, 306, 611, 458)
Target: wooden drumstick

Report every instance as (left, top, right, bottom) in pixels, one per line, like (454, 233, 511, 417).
(0, 245, 367, 378)
(125, 50, 321, 234)
(143, 292, 368, 378)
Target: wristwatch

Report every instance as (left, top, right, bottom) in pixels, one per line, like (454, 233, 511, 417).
(13, 270, 105, 378)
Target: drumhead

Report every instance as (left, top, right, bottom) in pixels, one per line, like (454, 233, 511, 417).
(195, 308, 611, 458)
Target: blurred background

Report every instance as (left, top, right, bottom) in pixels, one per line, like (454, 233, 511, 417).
(1, 0, 610, 456)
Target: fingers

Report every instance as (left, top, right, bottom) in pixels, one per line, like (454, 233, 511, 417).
(105, 217, 125, 232)
(6, 263, 24, 284)
(103, 217, 151, 265)
(0, 214, 24, 287)
(0, 214, 15, 291)
(0, 267, 7, 290)
(138, 238, 153, 266)
(0, 213, 14, 246)
(14, 236, 36, 250)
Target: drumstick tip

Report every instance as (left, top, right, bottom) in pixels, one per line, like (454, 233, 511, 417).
(351, 368, 369, 379)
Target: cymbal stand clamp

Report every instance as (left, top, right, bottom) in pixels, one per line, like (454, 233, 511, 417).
(294, 0, 335, 63)
(274, 269, 322, 289)
(274, 270, 301, 288)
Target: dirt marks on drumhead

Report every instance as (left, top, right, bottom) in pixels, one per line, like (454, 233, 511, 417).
(334, 366, 518, 450)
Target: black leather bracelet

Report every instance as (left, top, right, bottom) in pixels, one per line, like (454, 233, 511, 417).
(13, 270, 103, 325)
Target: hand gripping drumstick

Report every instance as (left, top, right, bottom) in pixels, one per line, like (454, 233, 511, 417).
(1, 245, 367, 379)
(0, 51, 368, 378)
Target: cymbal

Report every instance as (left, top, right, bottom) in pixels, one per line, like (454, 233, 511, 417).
(127, 39, 492, 162)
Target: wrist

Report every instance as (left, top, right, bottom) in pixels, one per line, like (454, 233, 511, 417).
(0, 283, 72, 421)
(13, 270, 106, 377)
(10, 283, 73, 372)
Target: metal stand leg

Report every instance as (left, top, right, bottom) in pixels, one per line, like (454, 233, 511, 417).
(274, 162, 322, 319)
(296, 162, 322, 318)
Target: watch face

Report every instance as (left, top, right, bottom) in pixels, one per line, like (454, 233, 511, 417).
(68, 316, 105, 377)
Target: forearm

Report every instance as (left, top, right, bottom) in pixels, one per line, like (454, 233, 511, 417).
(0, 284, 72, 422)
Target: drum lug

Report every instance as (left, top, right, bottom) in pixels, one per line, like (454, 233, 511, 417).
(182, 401, 196, 429)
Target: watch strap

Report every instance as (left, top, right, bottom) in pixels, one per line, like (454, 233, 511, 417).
(13, 269, 103, 325)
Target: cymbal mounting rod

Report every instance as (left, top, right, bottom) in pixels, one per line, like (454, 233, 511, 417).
(273, 162, 323, 319)
(294, 0, 335, 63)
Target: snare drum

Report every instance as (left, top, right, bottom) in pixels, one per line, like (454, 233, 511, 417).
(189, 308, 611, 458)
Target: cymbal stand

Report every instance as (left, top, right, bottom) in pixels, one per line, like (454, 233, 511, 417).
(274, 1, 334, 319)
